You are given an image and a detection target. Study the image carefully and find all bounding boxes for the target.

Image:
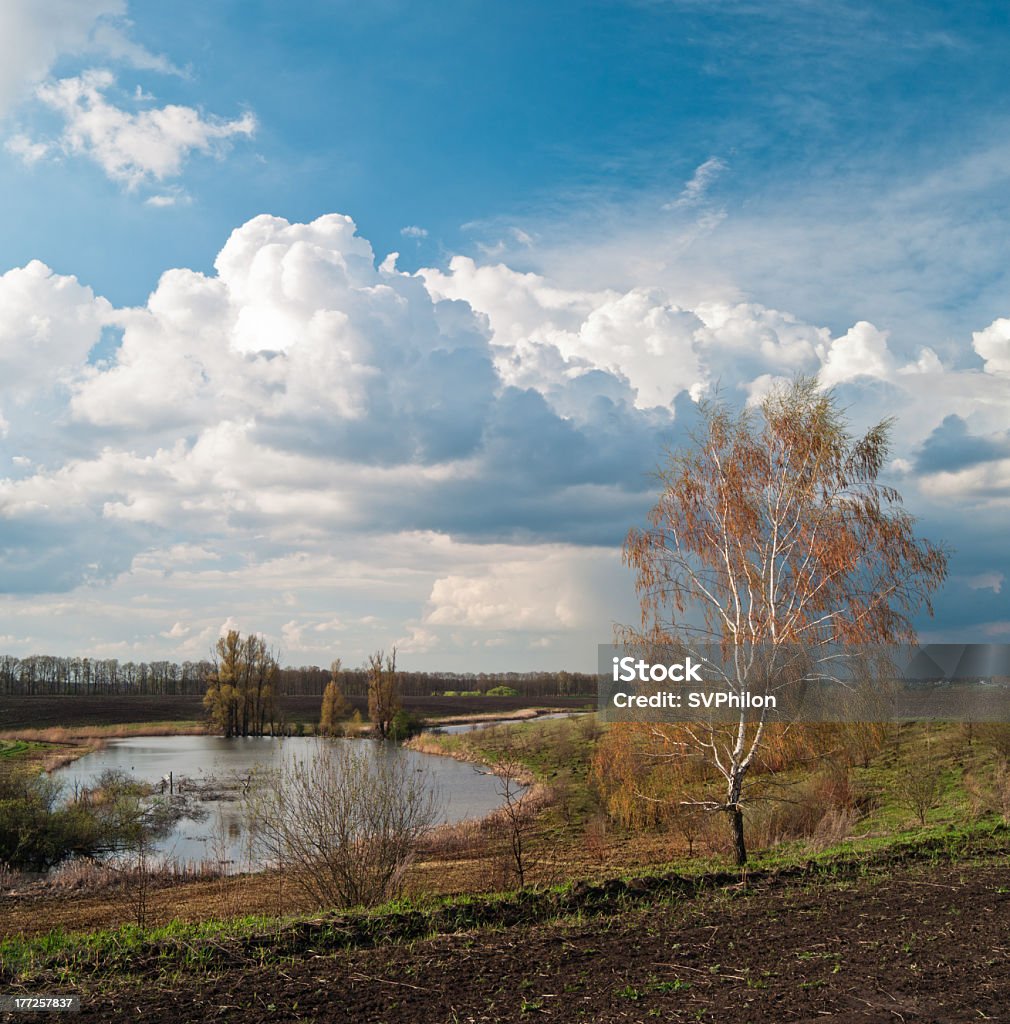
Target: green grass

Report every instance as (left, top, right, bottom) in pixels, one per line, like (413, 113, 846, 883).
(418, 716, 1010, 873)
(6, 812, 1008, 989)
(0, 915, 284, 983)
(7, 718, 1010, 991)
(422, 715, 598, 777)
(738, 721, 1006, 867)
(418, 714, 603, 825)
(0, 739, 61, 764)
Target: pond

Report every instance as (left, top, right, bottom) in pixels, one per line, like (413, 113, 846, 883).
(55, 735, 507, 873)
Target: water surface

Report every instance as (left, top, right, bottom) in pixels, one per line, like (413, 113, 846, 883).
(56, 735, 506, 871)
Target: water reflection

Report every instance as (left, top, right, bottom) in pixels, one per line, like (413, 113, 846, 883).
(56, 735, 506, 872)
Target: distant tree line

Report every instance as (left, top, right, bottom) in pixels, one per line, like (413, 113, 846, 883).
(0, 654, 597, 699)
(0, 654, 213, 696)
(287, 666, 598, 699)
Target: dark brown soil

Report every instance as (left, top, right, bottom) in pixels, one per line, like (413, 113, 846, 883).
(0, 695, 209, 730)
(0, 694, 590, 732)
(8, 856, 1010, 1023)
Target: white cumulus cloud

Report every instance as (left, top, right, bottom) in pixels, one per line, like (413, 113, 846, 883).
(0, 0, 123, 116)
(817, 321, 895, 387)
(422, 260, 827, 410)
(425, 546, 620, 631)
(33, 69, 255, 188)
(0, 259, 110, 397)
(973, 317, 1010, 375)
(4, 211, 1010, 661)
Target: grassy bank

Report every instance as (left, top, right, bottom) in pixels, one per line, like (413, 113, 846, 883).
(5, 715, 1010, 958)
(409, 715, 1010, 871)
(5, 842, 1005, 1022)
(0, 722, 209, 771)
(0, 736, 103, 772)
(409, 713, 601, 812)
(3, 816, 1008, 989)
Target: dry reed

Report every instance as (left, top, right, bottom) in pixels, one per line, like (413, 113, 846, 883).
(0, 722, 207, 743)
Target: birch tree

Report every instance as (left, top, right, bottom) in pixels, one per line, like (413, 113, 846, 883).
(619, 378, 948, 864)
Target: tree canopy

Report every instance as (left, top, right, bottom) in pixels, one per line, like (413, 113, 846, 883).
(203, 630, 280, 738)
(612, 378, 949, 863)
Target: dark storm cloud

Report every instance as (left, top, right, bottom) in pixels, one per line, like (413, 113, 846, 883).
(914, 415, 1010, 474)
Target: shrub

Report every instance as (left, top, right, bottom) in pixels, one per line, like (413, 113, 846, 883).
(245, 742, 442, 908)
(388, 710, 426, 743)
(0, 769, 97, 870)
(0, 767, 188, 871)
(894, 759, 944, 826)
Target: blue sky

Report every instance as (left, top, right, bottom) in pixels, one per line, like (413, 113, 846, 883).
(0, 0, 1008, 670)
